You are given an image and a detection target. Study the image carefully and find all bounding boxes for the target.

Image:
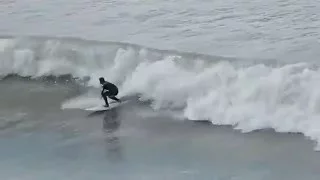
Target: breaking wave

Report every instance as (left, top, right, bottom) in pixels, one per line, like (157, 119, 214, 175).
(2, 36, 320, 150)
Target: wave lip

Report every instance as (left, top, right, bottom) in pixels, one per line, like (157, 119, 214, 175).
(183, 63, 320, 147)
(2, 36, 320, 150)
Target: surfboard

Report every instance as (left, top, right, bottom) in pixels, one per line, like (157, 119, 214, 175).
(84, 100, 129, 111)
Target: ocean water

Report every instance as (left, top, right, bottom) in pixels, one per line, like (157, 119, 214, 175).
(1, 0, 320, 180)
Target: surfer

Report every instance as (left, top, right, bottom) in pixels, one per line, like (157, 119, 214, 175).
(99, 77, 121, 107)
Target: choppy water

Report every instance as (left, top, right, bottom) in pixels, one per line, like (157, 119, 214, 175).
(1, 0, 320, 60)
(2, 0, 320, 179)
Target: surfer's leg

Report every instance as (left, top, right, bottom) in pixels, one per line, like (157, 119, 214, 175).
(107, 90, 121, 102)
(104, 97, 109, 107)
(109, 96, 121, 102)
(101, 92, 109, 107)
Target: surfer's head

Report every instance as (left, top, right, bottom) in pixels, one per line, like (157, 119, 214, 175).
(99, 77, 105, 84)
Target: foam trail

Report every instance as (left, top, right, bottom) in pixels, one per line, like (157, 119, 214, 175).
(2, 37, 320, 150)
(61, 93, 102, 110)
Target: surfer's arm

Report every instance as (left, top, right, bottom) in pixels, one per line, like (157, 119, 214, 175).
(101, 88, 105, 96)
(101, 87, 109, 95)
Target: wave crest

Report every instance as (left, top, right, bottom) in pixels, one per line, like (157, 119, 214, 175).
(2, 36, 320, 150)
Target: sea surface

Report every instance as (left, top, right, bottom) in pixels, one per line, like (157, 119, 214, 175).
(1, 0, 320, 179)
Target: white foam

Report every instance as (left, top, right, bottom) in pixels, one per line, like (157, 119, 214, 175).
(61, 94, 101, 110)
(2, 38, 320, 150)
(122, 57, 320, 149)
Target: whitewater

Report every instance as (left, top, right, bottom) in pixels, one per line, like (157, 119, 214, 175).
(2, 36, 320, 150)
(2, 0, 320, 179)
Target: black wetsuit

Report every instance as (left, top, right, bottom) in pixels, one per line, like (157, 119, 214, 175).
(101, 81, 120, 107)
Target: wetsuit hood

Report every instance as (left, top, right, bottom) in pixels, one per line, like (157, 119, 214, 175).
(99, 77, 105, 84)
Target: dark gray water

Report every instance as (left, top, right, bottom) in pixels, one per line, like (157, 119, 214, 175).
(1, 78, 320, 180)
(2, 0, 320, 61)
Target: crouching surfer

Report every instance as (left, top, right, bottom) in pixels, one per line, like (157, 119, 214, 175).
(99, 77, 121, 107)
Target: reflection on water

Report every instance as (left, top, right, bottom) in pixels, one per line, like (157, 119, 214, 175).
(102, 109, 123, 163)
(103, 109, 120, 133)
(87, 107, 124, 162)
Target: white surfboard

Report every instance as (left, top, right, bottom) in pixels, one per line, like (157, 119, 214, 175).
(84, 100, 129, 111)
